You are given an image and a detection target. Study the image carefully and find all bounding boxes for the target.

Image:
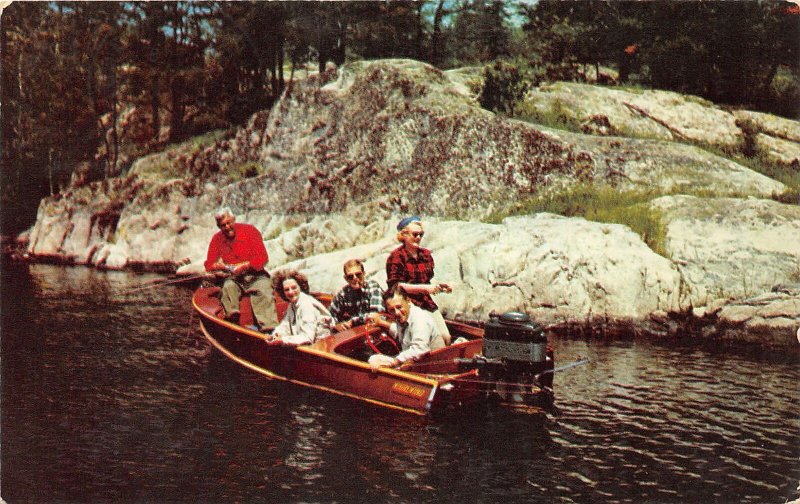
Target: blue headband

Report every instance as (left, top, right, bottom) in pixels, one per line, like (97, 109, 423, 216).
(397, 215, 421, 231)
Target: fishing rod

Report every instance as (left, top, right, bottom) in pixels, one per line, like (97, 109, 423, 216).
(125, 272, 214, 293)
(453, 358, 591, 397)
(535, 358, 591, 381)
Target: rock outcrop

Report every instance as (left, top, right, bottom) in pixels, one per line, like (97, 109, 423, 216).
(521, 81, 800, 168)
(651, 195, 800, 304)
(24, 59, 800, 347)
(272, 215, 682, 326)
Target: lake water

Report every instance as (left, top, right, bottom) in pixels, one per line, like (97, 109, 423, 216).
(2, 262, 799, 503)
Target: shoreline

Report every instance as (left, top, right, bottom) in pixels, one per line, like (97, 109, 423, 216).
(14, 250, 800, 351)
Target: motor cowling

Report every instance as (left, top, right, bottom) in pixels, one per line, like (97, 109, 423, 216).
(480, 311, 554, 394)
(483, 312, 547, 363)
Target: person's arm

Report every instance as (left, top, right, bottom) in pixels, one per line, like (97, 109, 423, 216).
(386, 250, 404, 292)
(329, 291, 355, 332)
(394, 316, 434, 363)
(367, 321, 401, 371)
(366, 312, 392, 330)
(390, 250, 451, 295)
(396, 282, 450, 296)
(271, 307, 291, 338)
(278, 296, 317, 345)
(204, 234, 224, 272)
(328, 290, 346, 323)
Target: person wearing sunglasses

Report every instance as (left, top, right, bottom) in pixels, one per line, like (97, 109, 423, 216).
(205, 207, 277, 332)
(328, 259, 384, 333)
(385, 216, 452, 344)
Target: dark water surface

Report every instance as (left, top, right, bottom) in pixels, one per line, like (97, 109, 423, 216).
(2, 262, 799, 503)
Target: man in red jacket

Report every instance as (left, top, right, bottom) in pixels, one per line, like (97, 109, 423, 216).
(204, 208, 277, 331)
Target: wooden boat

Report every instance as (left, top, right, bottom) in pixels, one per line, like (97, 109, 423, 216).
(192, 286, 555, 416)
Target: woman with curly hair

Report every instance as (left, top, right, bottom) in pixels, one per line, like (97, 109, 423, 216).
(266, 269, 333, 346)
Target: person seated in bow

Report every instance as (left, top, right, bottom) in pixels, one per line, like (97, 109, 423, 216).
(328, 259, 384, 333)
(204, 207, 277, 332)
(367, 286, 446, 371)
(265, 269, 333, 346)
(386, 215, 452, 344)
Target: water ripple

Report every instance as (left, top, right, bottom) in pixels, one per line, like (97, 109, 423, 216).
(3, 264, 799, 504)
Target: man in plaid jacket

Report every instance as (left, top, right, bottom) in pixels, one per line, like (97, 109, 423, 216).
(329, 259, 384, 332)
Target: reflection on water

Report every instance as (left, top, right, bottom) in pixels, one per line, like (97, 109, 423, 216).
(2, 262, 799, 503)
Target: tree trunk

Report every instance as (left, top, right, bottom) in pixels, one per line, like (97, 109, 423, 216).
(318, 25, 328, 74)
(109, 67, 119, 175)
(151, 74, 160, 141)
(270, 52, 278, 99)
(414, 3, 424, 60)
(430, 0, 446, 64)
(169, 77, 183, 142)
(48, 148, 54, 196)
(334, 17, 346, 66)
(278, 39, 285, 93)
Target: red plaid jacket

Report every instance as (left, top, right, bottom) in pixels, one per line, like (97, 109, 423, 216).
(386, 245, 437, 311)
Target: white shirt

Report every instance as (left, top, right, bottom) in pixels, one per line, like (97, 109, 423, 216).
(388, 304, 445, 363)
(272, 292, 333, 345)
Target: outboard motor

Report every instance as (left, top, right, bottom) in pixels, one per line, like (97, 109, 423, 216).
(482, 312, 554, 394)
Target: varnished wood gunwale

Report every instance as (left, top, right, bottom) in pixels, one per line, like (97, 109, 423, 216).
(192, 287, 457, 415)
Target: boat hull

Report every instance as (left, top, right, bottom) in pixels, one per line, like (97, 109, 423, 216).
(193, 287, 552, 416)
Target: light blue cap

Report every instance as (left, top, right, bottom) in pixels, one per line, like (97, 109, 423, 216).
(397, 215, 421, 231)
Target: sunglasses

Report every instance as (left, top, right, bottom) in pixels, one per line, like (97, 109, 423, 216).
(345, 272, 364, 280)
(407, 231, 424, 238)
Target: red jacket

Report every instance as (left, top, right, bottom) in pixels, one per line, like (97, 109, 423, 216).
(204, 223, 268, 271)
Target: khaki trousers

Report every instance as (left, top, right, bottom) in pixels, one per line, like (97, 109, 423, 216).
(220, 273, 278, 330)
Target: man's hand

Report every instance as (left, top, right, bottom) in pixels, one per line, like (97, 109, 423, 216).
(367, 312, 392, 329)
(333, 320, 353, 333)
(230, 263, 248, 276)
(368, 354, 398, 371)
(432, 283, 452, 294)
(208, 261, 231, 278)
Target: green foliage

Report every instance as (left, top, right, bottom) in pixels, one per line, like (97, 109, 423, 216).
(518, 1, 799, 119)
(225, 161, 271, 183)
(3, 0, 798, 239)
(446, 1, 512, 65)
(789, 259, 800, 283)
(742, 155, 800, 200)
(487, 183, 669, 256)
(479, 60, 533, 115)
(699, 136, 800, 201)
(513, 96, 583, 133)
(768, 66, 800, 119)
